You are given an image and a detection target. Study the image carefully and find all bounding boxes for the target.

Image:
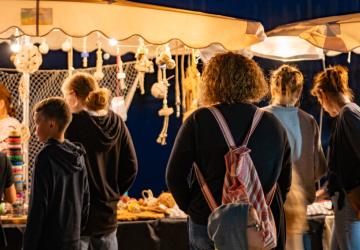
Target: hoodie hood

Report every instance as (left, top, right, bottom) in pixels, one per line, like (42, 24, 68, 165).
(44, 139, 86, 173)
(77, 110, 122, 151)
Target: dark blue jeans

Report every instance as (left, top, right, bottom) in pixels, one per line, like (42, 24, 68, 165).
(188, 218, 214, 250)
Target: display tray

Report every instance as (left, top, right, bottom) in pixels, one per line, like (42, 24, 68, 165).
(0, 210, 167, 224)
(117, 210, 165, 221)
(0, 215, 27, 224)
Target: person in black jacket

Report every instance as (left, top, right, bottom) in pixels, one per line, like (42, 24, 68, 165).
(166, 52, 292, 250)
(311, 65, 360, 250)
(23, 97, 90, 250)
(0, 153, 16, 247)
(62, 72, 138, 250)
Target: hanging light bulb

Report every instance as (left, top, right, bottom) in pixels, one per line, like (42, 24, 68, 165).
(39, 38, 49, 54)
(10, 28, 21, 53)
(109, 38, 118, 47)
(62, 38, 72, 52)
(10, 42, 21, 53)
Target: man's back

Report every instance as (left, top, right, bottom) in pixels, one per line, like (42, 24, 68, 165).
(23, 139, 89, 250)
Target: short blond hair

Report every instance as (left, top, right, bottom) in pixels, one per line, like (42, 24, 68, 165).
(62, 72, 110, 111)
(311, 65, 353, 101)
(270, 65, 304, 106)
(200, 52, 268, 105)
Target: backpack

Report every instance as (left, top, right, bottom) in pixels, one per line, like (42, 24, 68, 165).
(194, 107, 277, 250)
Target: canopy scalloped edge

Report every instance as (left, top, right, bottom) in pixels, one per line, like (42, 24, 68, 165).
(0, 0, 266, 52)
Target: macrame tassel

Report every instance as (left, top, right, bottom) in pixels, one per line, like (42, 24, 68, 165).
(157, 103, 173, 145)
(68, 48, 73, 76)
(82, 37, 88, 68)
(116, 47, 126, 91)
(155, 46, 175, 145)
(175, 49, 181, 117)
(94, 41, 104, 81)
(181, 52, 186, 111)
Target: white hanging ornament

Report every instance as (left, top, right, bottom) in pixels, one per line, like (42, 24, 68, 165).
(62, 38, 72, 52)
(116, 47, 126, 91)
(103, 53, 110, 60)
(82, 37, 89, 68)
(111, 96, 127, 121)
(39, 39, 49, 54)
(14, 45, 42, 74)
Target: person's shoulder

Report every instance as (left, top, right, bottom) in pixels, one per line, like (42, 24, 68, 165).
(6, 117, 20, 125)
(71, 110, 91, 122)
(298, 109, 317, 123)
(342, 103, 360, 116)
(182, 107, 211, 124)
(261, 108, 282, 124)
(260, 109, 288, 136)
(34, 147, 52, 171)
(0, 117, 20, 128)
(340, 103, 360, 123)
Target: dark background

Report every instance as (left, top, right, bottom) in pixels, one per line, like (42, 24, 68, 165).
(1, 0, 360, 197)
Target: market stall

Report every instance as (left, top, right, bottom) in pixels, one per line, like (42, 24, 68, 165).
(0, 0, 267, 247)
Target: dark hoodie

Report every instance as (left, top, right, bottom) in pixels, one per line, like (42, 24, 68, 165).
(65, 110, 138, 236)
(23, 139, 90, 250)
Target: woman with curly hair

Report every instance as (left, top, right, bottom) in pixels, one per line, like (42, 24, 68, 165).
(264, 65, 327, 250)
(166, 52, 292, 250)
(311, 65, 360, 250)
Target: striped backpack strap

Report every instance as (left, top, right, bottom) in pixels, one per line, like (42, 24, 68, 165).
(207, 107, 236, 148)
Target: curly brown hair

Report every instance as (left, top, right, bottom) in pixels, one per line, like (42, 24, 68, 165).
(200, 52, 268, 105)
(311, 65, 354, 101)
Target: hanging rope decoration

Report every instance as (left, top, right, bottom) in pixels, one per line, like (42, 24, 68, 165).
(14, 44, 42, 75)
(175, 45, 181, 117)
(116, 47, 127, 91)
(81, 37, 89, 68)
(183, 49, 201, 121)
(94, 41, 104, 81)
(39, 38, 49, 55)
(134, 38, 154, 94)
(181, 50, 186, 111)
(62, 37, 73, 76)
(153, 44, 176, 145)
(110, 46, 128, 121)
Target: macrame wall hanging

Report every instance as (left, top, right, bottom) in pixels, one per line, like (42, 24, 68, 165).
(182, 49, 201, 121)
(61, 37, 73, 76)
(94, 41, 104, 81)
(151, 44, 176, 145)
(111, 46, 128, 121)
(134, 38, 154, 95)
(174, 45, 181, 117)
(81, 37, 89, 68)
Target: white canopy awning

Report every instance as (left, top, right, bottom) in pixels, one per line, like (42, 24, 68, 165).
(0, 0, 266, 55)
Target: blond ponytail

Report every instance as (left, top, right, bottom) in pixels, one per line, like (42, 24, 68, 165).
(270, 65, 304, 106)
(85, 88, 110, 111)
(62, 72, 111, 111)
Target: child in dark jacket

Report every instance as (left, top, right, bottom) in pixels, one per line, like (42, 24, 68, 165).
(23, 97, 90, 250)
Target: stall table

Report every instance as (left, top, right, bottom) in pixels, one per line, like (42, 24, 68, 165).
(1, 217, 189, 250)
(1, 214, 333, 250)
